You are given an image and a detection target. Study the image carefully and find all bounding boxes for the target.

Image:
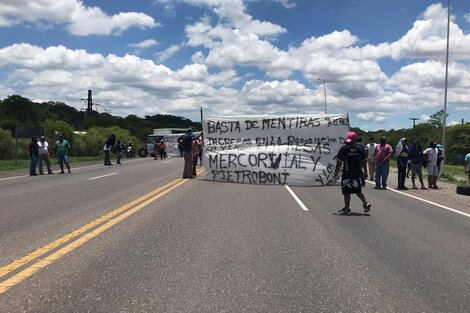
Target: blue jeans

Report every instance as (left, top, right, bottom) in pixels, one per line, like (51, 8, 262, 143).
(29, 156, 38, 175)
(375, 162, 389, 188)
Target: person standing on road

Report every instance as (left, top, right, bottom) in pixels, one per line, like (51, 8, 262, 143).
(116, 140, 122, 164)
(395, 138, 409, 190)
(37, 136, 53, 175)
(365, 137, 376, 181)
(28, 136, 39, 176)
(192, 135, 201, 177)
(373, 137, 393, 190)
(178, 129, 195, 178)
(157, 140, 167, 160)
(423, 141, 439, 189)
(465, 151, 470, 184)
(53, 134, 71, 174)
(103, 134, 116, 165)
(334, 131, 371, 215)
(409, 141, 427, 189)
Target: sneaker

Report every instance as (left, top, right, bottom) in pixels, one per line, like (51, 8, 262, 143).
(363, 202, 371, 213)
(59, 171, 65, 174)
(412, 186, 418, 190)
(338, 207, 351, 215)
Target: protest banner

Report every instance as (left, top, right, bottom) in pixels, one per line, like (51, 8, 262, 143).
(202, 114, 349, 186)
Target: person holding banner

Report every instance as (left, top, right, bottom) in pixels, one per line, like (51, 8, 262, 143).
(178, 129, 202, 178)
(334, 131, 371, 215)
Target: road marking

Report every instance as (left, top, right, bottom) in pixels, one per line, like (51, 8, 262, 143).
(285, 185, 308, 211)
(366, 181, 470, 218)
(0, 178, 183, 281)
(0, 167, 206, 294)
(0, 158, 151, 182)
(88, 172, 118, 180)
(162, 160, 172, 164)
(0, 178, 188, 295)
(0, 175, 28, 181)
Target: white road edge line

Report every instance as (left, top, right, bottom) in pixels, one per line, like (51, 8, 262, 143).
(162, 161, 172, 164)
(0, 175, 28, 181)
(88, 172, 118, 181)
(285, 185, 308, 211)
(366, 181, 470, 219)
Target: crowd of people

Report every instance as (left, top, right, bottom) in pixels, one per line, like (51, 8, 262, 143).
(364, 136, 445, 190)
(28, 134, 71, 176)
(333, 131, 468, 215)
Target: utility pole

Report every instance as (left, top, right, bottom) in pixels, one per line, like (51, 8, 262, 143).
(441, 0, 451, 176)
(409, 117, 419, 128)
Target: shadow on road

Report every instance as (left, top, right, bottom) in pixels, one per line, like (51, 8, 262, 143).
(333, 212, 370, 217)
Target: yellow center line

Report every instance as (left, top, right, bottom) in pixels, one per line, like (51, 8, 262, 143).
(0, 178, 183, 279)
(0, 178, 192, 294)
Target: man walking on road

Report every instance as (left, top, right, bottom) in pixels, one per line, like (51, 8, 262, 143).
(334, 131, 371, 215)
(37, 136, 53, 175)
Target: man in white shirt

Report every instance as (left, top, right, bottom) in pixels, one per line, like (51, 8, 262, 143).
(37, 136, 53, 174)
(364, 137, 376, 181)
(423, 141, 439, 189)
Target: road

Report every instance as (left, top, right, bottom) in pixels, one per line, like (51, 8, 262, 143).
(0, 157, 469, 312)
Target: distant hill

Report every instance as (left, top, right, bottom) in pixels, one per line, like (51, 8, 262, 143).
(0, 95, 201, 140)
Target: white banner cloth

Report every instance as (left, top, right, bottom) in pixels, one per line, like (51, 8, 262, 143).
(202, 114, 349, 186)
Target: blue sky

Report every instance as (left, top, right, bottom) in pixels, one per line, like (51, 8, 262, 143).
(0, 0, 469, 131)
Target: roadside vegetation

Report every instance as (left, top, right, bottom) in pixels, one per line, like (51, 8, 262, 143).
(0, 95, 469, 181)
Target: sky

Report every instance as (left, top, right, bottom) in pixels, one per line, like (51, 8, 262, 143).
(0, 0, 469, 131)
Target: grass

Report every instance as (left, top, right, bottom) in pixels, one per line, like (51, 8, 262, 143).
(0, 156, 103, 172)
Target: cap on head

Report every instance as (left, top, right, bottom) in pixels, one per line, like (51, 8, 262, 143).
(40, 136, 45, 140)
(344, 131, 357, 143)
(187, 128, 193, 134)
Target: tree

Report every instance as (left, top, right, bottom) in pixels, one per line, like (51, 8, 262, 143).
(427, 110, 449, 129)
(0, 95, 39, 125)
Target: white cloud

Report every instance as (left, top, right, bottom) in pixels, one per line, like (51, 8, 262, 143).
(388, 3, 470, 61)
(0, 0, 158, 36)
(273, 0, 296, 9)
(0, 2, 470, 125)
(128, 39, 159, 55)
(420, 114, 431, 122)
(156, 44, 182, 62)
(464, 12, 470, 24)
(356, 112, 389, 123)
(128, 39, 159, 49)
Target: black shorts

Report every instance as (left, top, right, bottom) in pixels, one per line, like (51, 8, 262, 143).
(341, 177, 362, 195)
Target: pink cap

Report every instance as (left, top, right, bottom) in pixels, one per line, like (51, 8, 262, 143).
(345, 131, 357, 143)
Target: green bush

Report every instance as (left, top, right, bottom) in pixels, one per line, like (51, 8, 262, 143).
(0, 128, 15, 159)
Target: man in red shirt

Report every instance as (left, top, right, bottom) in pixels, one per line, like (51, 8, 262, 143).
(373, 137, 394, 189)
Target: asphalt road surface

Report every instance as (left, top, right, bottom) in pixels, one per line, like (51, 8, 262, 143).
(0, 157, 469, 312)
